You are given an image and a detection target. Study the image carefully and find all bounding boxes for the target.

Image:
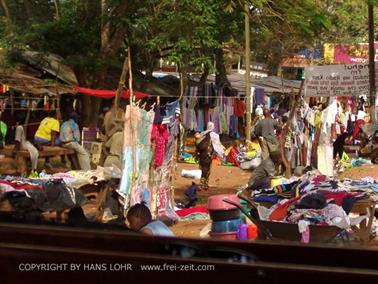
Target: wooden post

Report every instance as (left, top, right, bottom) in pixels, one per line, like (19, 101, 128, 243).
(10, 89, 14, 116)
(244, 3, 252, 140)
(279, 81, 304, 178)
(115, 52, 129, 111)
(368, 2, 376, 124)
(127, 47, 137, 201)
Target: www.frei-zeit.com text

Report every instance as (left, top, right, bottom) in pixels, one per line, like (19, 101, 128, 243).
(18, 263, 215, 272)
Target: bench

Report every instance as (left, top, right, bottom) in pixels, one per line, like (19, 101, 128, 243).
(0, 145, 79, 175)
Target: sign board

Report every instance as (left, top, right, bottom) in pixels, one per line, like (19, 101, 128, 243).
(304, 64, 378, 97)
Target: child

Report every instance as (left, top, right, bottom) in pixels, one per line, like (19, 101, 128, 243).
(126, 203, 174, 237)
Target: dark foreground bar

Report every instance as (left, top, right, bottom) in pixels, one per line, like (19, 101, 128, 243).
(0, 222, 377, 283)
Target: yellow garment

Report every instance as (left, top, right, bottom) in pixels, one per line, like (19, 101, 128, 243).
(314, 111, 322, 128)
(246, 139, 261, 152)
(35, 117, 60, 141)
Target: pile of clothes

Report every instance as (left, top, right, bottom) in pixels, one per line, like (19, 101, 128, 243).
(0, 176, 87, 215)
(249, 171, 377, 242)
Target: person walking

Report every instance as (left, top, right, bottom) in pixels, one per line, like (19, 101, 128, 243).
(195, 122, 225, 190)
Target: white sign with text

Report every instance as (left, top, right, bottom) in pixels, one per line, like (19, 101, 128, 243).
(304, 64, 378, 97)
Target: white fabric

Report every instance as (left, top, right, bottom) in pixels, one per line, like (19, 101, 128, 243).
(321, 100, 338, 134)
(317, 144, 334, 177)
(199, 122, 225, 159)
(181, 169, 202, 179)
(357, 110, 366, 120)
(210, 132, 225, 159)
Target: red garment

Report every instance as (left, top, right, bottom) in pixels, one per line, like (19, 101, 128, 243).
(233, 99, 246, 117)
(227, 146, 240, 166)
(353, 119, 365, 139)
(317, 190, 363, 207)
(0, 180, 42, 190)
(151, 124, 168, 167)
(269, 196, 300, 221)
(176, 206, 208, 217)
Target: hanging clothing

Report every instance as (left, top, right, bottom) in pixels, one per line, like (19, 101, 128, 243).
(151, 124, 168, 168)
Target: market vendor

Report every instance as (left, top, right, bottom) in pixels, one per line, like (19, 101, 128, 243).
(254, 109, 280, 160)
(34, 110, 61, 169)
(240, 151, 282, 196)
(126, 203, 174, 237)
(103, 99, 125, 137)
(60, 112, 91, 171)
(103, 122, 123, 169)
(14, 114, 39, 176)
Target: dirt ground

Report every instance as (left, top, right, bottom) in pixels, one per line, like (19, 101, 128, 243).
(170, 162, 250, 238)
(170, 162, 378, 239)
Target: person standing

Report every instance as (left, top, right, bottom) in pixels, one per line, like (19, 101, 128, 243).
(254, 109, 279, 160)
(60, 112, 91, 171)
(103, 99, 125, 138)
(195, 122, 225, 190)
(103, 122, 123, 169)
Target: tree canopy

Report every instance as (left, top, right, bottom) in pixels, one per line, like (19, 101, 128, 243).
(0, 0, 376, 125)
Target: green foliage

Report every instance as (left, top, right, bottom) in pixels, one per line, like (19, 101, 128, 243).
(0, 0, 375, 78)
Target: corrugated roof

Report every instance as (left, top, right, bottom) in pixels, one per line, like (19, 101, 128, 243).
(0, 68, 75, 96)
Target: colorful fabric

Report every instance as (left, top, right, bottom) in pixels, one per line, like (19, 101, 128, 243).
(176, 205, 208, 217)
(151, 124, 168, 168)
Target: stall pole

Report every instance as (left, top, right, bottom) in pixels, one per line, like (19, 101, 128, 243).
(128, 47, 137, 203)
(279, 81, 304, 178)
(244, 3, 252, 140)
(368, 2, 376, 125)
(10, 89, 14, 116)
(115, 51, 129, 111)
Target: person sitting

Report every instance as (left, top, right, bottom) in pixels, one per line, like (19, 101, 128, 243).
(103, 122, 123, 169)
(60, 112, 91, 171)
(34, 110, 61, 169)
(240, 151, 282, 196)
(0, 120, 7, 149)
(14, 114, 39, 176)
(126, 203, 174, 237)
(333, 131, 353, 161)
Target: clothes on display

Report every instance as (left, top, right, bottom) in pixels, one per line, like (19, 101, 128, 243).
(119, 103, 180, 220)
(181, 84, 246, 138)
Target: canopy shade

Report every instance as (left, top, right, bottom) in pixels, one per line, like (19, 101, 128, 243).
(75, 86, 150, 99)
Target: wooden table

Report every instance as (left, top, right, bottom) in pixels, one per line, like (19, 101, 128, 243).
(0, 145, 77, 174)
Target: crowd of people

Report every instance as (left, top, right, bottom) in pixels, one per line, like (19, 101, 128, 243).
(0, 99, 127, 177)
(194, 96, 372, 194)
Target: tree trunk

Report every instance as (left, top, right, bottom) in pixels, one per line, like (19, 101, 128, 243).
(195, 63, 209, 100)
(53, 0, 60, 19)
(215, 48, 229, 87)
(1, 0, 11, 23)
(23, 0, 32, 18)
